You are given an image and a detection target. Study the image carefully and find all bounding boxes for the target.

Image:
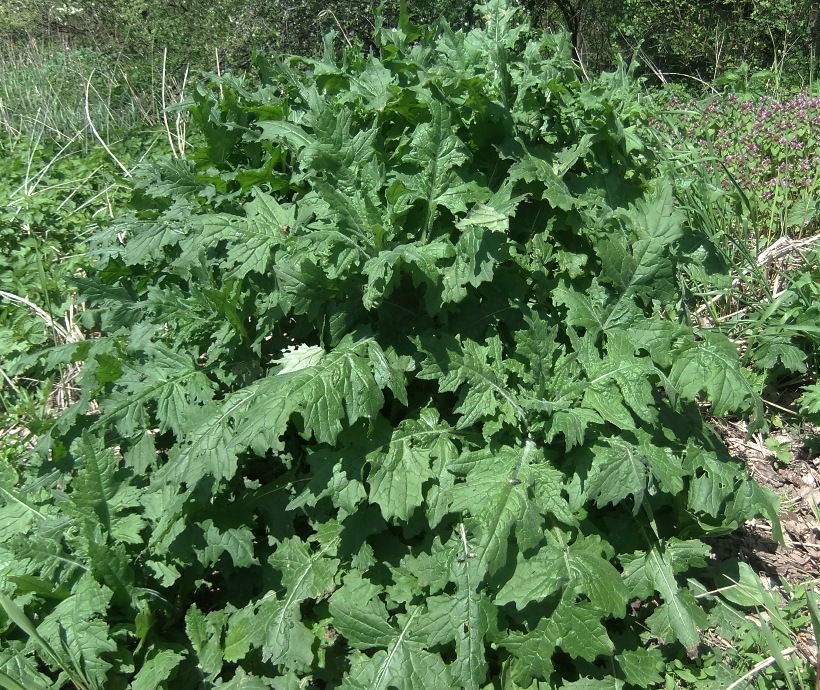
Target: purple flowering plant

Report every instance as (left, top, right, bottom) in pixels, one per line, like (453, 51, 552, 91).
(646, 88, 820, 421)
(654, 91, 819, 240)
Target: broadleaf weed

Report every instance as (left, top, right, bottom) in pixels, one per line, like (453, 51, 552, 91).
(0, 3, 813, 689)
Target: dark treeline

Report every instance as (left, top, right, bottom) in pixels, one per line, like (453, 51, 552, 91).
(1, 0, 818, 84)
(524, 0, 818, 81)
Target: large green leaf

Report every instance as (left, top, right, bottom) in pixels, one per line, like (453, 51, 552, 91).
(237, 535, 340, 671)
(35, 575, 116, 690)
(67, 434, 120, 531)
(450, 440, 574, 579)
(96, 343, 215, 438)
(223, 191, 295, 278)
(131, 649, 185, 690)
(395, 99, 480, 239)
(621, 541, 710, 657)
(418, 333, 524, 430)
(670, 330, 764, 428)
(186, 606, 226, 680)
(421, 566, 495, 690)
(330, 577, 453, 690)
(366, 409, 457, 521)
(155, 336, 405, 490)
(496, 531, 628, 617)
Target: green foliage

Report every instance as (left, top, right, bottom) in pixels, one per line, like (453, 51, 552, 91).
(677, 567, 817, 689)
(736, 260, 820, 413)
(0, 0, 477, 77)
(0, 135, 104, 422)
(523, 0, 625, 72)
(649, 89, 820, 417)
(617, 0, 819, 82)
(657, 91, 819, 240)
(799, 381, 820, 420)
(0, 0, 37, 36)
(521, 0, 818, 82)
(5, 0, 818, 85)
(0, 120, 162, 454)
(1, 2, 785, 688)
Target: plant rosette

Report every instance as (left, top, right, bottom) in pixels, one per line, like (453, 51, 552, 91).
(0, 3, 782, 689)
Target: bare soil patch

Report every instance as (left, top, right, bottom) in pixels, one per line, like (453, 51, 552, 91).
(708, 418, 820, 672)
(714, 419, 820, 583)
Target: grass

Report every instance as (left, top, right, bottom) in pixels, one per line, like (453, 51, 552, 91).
(652, 90, 819, 248)
(0, 36, 191, 149)
(1, 40, 142, 143)
(700, 564, 818, 689)
(0, 38, 172, 450)
(648, 85, 820, 420)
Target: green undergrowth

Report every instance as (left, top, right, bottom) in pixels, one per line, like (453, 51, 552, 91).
(0, 123, 167, 455)
(657, 89, 819, 246)
(0, 2, 808, 689)
(644, 84, 820, 688)
(648, 87, 820, 426)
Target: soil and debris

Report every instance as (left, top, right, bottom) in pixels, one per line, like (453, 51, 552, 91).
(714, 418, 820, 583)
(709, 417, 820, 672)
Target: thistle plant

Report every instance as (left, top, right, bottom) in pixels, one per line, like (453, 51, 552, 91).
(0, 4, 786, 689)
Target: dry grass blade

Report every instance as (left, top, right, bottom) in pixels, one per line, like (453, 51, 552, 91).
(318, 9, 354, 48)
(0, 291, 85, 412)
(0, 290, 83, 343)
(724, 647, 798, 690)
(0, 366, 21, 395)
(84, 69, 131, 178)
(694, 233, 820, 323)
(757, 233, 820, 267)
(161, 48, 188, 158)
